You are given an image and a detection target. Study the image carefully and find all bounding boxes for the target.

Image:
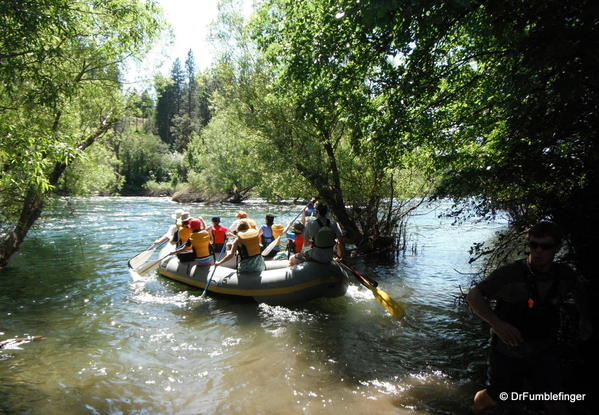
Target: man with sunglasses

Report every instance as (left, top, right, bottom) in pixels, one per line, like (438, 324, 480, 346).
(467, 221, 591, 414)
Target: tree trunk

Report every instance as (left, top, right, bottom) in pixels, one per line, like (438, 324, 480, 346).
(0, 117, 114, 268)
(0, 189, 45, 268)
(293, 138, 363, 245)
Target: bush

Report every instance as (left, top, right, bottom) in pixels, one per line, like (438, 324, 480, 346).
(58, 142, 124, 195)
(119, 132, 183, 194)
(143, 180, 188, 196)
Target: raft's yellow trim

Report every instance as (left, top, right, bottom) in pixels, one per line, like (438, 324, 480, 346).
(158, 269, 341, 297)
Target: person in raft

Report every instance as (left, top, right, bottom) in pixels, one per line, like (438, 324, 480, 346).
(259, 213, 281, 258)
(467, 221, 592, 415)
(286, 222, 305, 258)
(172, 219, 214, 265)
(154, 208, 185, 245)
(305, 198, 317, 217)
(228, 211, 258, 235)
(216, 220, 266, 273)
(208, 216, 228, 259)
(289, 203, 344, 265)
(173, 212, 193, 259)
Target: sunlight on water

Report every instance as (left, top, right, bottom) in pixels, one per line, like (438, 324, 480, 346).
(258, 303, 318, 324)
(345, 283, 376, 302)
(0, 197, 505, 414)
(129, 288, 203, 307)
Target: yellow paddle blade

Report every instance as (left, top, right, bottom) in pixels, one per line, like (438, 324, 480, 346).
(370, 286, 406, 320)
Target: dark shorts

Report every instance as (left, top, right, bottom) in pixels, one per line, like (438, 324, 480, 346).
(213, 243, 225, 257)
(486, 347, 562, 402)
(177, 252, 196, 262)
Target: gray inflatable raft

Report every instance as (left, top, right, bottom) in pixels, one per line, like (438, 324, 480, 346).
(157, 255, 350, 305)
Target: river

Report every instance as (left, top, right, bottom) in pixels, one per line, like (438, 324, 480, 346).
(0, 197, 507, 414)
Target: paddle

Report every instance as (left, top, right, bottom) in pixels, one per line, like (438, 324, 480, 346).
(262, 200, 312, 257)
(338, 261, 406, 320)
(136, 250, 176, 276)
(128, 241, 165, 270)
(201, 239, 228, 298)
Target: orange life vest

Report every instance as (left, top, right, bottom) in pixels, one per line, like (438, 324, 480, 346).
(189, 230, 211, 258)
(237, 229, 261, 258)
(178, 226, 193, 251)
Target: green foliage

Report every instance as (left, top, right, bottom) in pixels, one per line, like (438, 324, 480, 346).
(250, 0, 598, 274)
(125, 89, 155, 132)
(58, 142, 124, 196)
(155, 52, 211, 152)
(0, 0, 164, 265)
(185, 108, 265, 202)
(119, 132, 180, 194)
(225, 0, 431, 247)
(0, 0, 163, 196)
(154, 74, 178, 147)
(144, 179, 187, 196)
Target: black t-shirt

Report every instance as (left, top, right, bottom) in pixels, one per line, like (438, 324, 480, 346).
(477, 259, 578, 356)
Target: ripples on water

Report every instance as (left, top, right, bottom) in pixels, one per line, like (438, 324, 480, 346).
(0, 197, 506, 414)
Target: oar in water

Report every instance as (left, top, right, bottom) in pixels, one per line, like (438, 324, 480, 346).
(136, 249, 176, 276)
(128, 241, 166, 269)
(338, 261, 406, 320)
(201, 240, 228, 298)
(262, 200, 312, 257)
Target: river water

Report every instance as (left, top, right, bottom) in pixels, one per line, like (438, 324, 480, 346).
(0, 197, 507, 414)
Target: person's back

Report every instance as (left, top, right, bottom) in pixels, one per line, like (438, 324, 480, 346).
(155, 209, 186, 245)
(228, 210, 257, 234)
(290, 203, 343, 265)
(237, 229, 261, 258)
(216, 220, 266, 272)
(209, 216, 228, 257)
(189, 223, 213, 266)
(176, 213, 193, 250)
(305, 198, 316, 217)
(287, 222, 305, 256)
(174, 215, 195, 261)
(260, 213, 279, 258)
(189, 227, 211, 258)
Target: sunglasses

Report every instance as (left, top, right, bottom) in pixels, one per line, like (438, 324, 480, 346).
(528, 241, 557, 250)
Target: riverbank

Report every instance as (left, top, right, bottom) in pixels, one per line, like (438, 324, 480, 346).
(113, 185, 309, 206)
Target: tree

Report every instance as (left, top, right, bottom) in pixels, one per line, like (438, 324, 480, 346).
(156, 54, 206, 152)
(196, 71, 214, 128)
(58, 142, 124, 196)
(119, 132, 173, 194)
(185, 107, 267, 203)
(0, 0, 163, 267)
(184, 50, 198, 121)
(251, 0, 599, 275)
(170, 58, 185, 114)
(172, 50, 203, 152)
(233, 0, 427, 249)
(154, 74, 177, 147)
